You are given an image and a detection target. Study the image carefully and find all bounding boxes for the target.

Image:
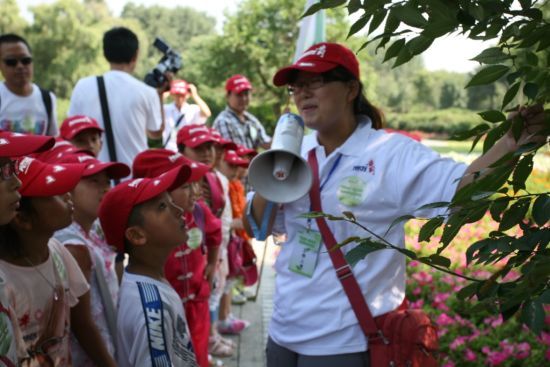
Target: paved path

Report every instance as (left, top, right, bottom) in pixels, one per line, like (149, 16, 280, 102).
(217, 238, 277, 367)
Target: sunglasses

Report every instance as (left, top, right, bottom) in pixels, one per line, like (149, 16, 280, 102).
(2, 57, 33, 67)
(0, 160, 16, 180)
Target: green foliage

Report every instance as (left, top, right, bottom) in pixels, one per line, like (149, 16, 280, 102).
(386, 108, 480, 136)
(312, 0, 550, 334)
(0, 0, 27, 35)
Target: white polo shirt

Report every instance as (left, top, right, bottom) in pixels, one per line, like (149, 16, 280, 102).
(268, 116, 466, 355)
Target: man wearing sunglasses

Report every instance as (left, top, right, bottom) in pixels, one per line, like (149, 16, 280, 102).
(0, 33, 58, 136)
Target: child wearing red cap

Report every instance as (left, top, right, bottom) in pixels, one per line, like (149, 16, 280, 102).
(133, 148, 223, 367)
(53, 152, 130, 366)
(0, 132, 54, 367)
(60, 115, 104, 157)
(0, 157, 114, 366)
(98, 166, 199, 367)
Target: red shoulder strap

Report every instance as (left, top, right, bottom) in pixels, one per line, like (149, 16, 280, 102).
(205, 172, 225, 218)
(307, 149, 380, 338)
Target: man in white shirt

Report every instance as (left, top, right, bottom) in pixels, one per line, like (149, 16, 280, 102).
(0, 33, 58, 136)
(163, 79, 211, 151)
(68, 27, 165, 169)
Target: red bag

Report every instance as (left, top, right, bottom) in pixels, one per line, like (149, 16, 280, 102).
(227, 236, 258, 286)
(368, 309, 439, 367)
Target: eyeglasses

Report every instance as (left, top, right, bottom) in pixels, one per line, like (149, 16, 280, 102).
(2, 57, 33, 67)
(288, 76, 334, 95)
(0, 160, 16, 180)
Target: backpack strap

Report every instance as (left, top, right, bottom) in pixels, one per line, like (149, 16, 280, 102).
(193, 203, 206, 253)
(38, 87, 53, 135)
(204, 172, 225, 218)
(97, 76, 120, 184)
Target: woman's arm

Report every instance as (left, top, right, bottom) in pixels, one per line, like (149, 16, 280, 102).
(457, 105, 547, 191)
(242, 193, 278, 240)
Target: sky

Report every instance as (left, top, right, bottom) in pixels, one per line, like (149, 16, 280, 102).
(16, 0, 489, 73)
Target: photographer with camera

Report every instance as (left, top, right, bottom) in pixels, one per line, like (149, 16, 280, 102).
(68, 27, 169, 169)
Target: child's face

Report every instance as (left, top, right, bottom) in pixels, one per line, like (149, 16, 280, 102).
(72, 171, 110, 223)
(138, 192, 187, 248)
(70, 130, 102, 157)
(170, 181, 200, 213)
(0, 158, 22, 225)
(183, 142, 215, 167)
(236, 166, 247, 180)
(31, 193, 74, 231)
(217, 160, 238, 180)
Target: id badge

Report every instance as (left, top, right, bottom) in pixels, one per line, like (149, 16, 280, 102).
(187, 228, 203, 250)
(288, 228, 322, 278)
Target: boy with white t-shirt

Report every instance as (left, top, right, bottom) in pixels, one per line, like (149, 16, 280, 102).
(99, 165, 199, 367)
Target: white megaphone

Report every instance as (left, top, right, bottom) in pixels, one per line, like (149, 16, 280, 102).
(248, 113, 312, 203)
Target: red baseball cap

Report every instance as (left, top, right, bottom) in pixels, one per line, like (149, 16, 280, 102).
(273, 42, 360, 86)
(223, 150, 249, 167)
(58, 152, 130, 179)
(98, 165, 191, 253)
(209, 129, 238, 150)
(16, 156, 86, 197)
(133, 149, 210, 182)
(225, 74, 252, 93)
(170, 80, 189, 95)
(0, 131, 54, 157)
(176, 124, 218, 148)
(235, 145, 257, 157)
(32, 138, 83, 163)
(60, 115, 103, 140)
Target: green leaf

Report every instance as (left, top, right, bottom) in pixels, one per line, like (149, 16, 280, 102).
(416, 201, 451, 211)
(345, 239, 387, 267)
(521, 300, 544, 335)
(342, 211, 356, 222)
(335, 236, 361, 250)
(393, 45, 413, 68)
(501, 82, 521, 109)
(483, 119, 511, 153)
(406, 35, 433, 56)
(499, 198, 530, 231)
(369, 10, 387, 34)
(471, 47, 510, 65)
(471, 191, 497, 201)
(478, 110, 506, 123)
(532, 195, 550, 226)
(385, 214, 415, 235)
(302, 2, 323, 17)
(466, 65, 510, 88)
(347, 0, 362, 15)
(525, 52, 538, 66)
(348, 13, 371, 38)
(490, 198, 510, 221)
(302, 0, 347, 17)
(451, 123, 490, 140)
(540, 289, 550, 304)
(457, 283, 479, 300)
(523, 82, 538, 100)
(384, 12, 400, 34)
(299, 211, 328, 219)
(511, 115, 523, 142)
(422, 19, 456, 38)
(383, 38, 405, 62)
(392, 4, 427, 28)
(418, 217, 444, 243)
(512, 154, 534, 192)
(426, 254, 451, 268)
(440, 213, 467, 246)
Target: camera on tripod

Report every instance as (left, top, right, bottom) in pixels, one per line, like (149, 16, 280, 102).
(144, 37, 183, 88)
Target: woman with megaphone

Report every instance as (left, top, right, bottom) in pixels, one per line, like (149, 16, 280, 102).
(243, 42, 546, 367)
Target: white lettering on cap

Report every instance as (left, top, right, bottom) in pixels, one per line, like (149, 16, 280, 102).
(232, 77, 249, 85)
(169, 153, 182, 163)
(52, 165, 66, 173)
(189, 126, 209, 135)
(45, 175, 56, 184)
(68, 117, 91, 127)
(78, 155, 94, 162)
(17, 157, 34, 175)
(153, 180, 160, 186)
(299, 44, 327, 60)
(297, 62, 315, 67)
(128, 178, 144, 188)
(0, 138, 8, 145)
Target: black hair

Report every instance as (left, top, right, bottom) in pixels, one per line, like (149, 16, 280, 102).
(103, 27, 138, 64)
(122, 202, 145, 255)
(0, 196, 34, 258)
(287, 66, 385, 130)
(177, 143, 186, 154)
(0, 33, 31, 53)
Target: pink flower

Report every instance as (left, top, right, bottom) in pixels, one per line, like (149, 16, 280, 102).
(450, 336, 467, 350)
(412, 287, 422, 296)
(515, 342, 531, 359)
(442, 361, 455, 367)
(546, 348, 550, 361)
(465, 348, 476, 361)
(436, 313, 455, 327)
(409, 260, 419, 267)
(539, 331, 550, 346)
(410, 299, 424, 309)
(412, 271, 433, 285)
(487, 351, 509, 366)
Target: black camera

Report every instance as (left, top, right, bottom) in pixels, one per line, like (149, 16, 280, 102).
(144, 37, 183, 88)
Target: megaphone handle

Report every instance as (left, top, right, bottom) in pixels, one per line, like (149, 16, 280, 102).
(246, 195, 274, 241)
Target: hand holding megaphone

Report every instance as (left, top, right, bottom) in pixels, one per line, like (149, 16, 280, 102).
(248, 113, 313, 203)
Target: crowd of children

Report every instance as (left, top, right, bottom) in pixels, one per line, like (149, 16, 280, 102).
(0, 104, 259, 367)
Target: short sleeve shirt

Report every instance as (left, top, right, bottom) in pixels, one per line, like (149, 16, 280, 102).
(212, 107, 271, 149)
(163, 102, 206, 151)
(0, 83, 58, 136)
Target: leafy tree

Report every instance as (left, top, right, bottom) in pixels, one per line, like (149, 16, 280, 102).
(305, 0, 550, 334)
(0, 0, 27, 35)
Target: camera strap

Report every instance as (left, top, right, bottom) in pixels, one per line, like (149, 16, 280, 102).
(163, 112, 185, 148)
(96, 76, 120, 184)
